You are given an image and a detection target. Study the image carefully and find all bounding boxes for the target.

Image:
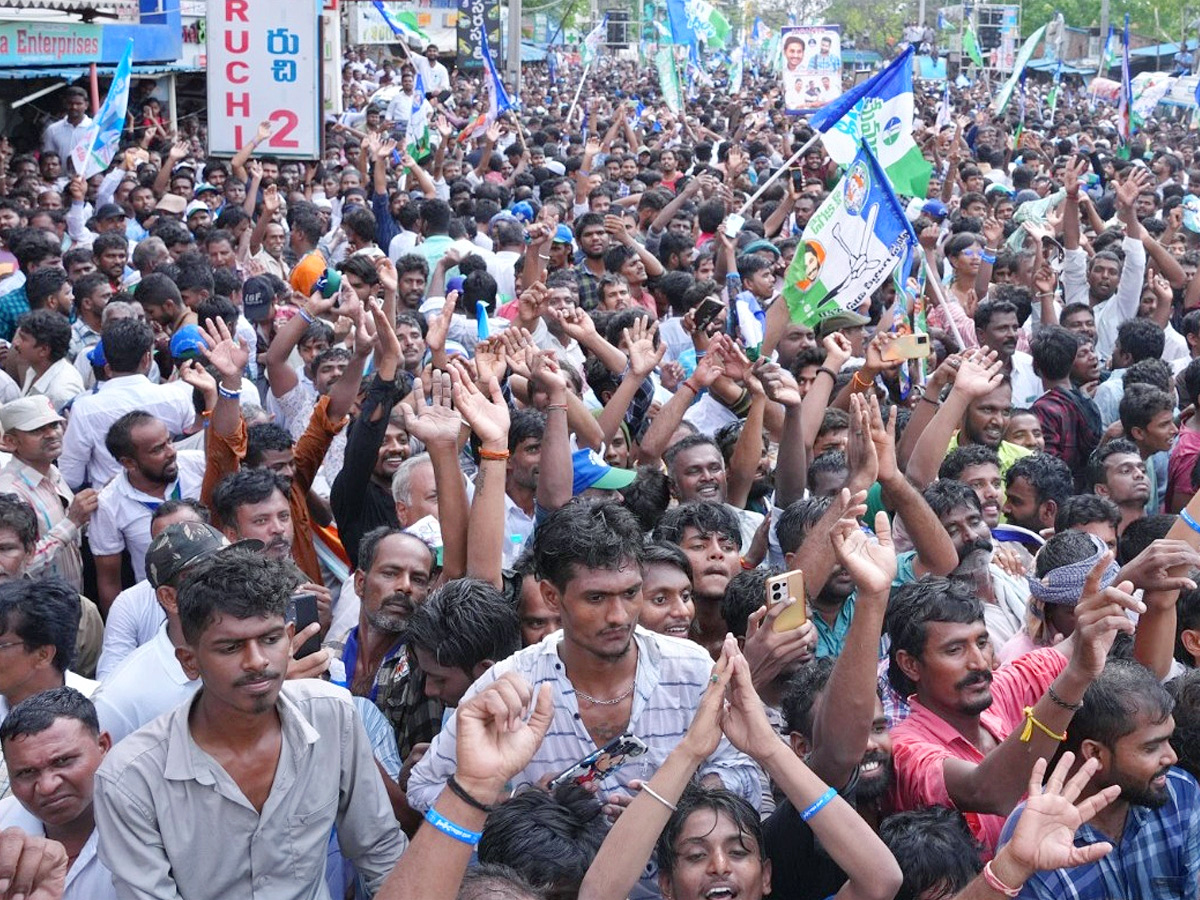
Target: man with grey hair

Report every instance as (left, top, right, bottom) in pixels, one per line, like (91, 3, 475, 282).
(392, 453, 437, 528)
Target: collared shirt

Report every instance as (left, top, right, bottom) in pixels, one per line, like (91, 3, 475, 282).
(0, 286, 29, 343)
(88, 451, 205, 581)
(531, 318, 586, 374)
(58, 375, 196, 490)
(1009, 351, 1042, 408)
(0, 458, 81, 590)
(574, 263, 603, 310)
(813, 596, 855, 659)
(415, 233, 455, 272)
(503, 492, 536, 569)
(1033, 386, 1101, 481)
(42, 115, 93, 162)
(409, 627, 763, 810)
(0, 797, 115, 900)
(1062, 237, 1146, 361)
(70, 317, 101, 362)
(95, 580, 164, 680)
(999, 768, 1200, 899)
(888, 646, 1068, 853)
(1094, 368, 1126, 429)
(94, 678, 407, 900)
(22, 357, 84, 413)
(93, 625, 197, 746)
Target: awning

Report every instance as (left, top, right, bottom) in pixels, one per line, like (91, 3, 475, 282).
(0, 62, 200, 80)
(1129, 38, 1197, 59)
(0, 0, 138, 11)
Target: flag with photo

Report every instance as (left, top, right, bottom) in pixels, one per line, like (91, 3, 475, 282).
(809, 46, 931, 198)
(582, 14, 608, 64)
(70, 38, 133, 177)
(372, 1, 431, 45)
(684, 0, 731, 46)
(406, 71, 433, 159)
(781, 141, 918, 327)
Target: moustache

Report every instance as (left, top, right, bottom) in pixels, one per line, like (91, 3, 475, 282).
(383, 592, 414, 610)
(234, 671, 281, 688)
(954, 670, 993, 691)
(958, 538, 994, 561)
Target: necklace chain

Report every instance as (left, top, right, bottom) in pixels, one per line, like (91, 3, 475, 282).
(574, 683, 634, 706)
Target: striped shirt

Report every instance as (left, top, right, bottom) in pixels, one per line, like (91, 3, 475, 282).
(407, 626, 763, 809)
(0, 458, 82, 590)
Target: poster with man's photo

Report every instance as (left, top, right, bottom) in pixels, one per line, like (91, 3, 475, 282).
(782, 25, 843, 114)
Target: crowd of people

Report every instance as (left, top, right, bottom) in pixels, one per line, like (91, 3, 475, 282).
(0, 28, 1193, 900)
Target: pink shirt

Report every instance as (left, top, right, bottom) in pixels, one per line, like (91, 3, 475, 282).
(1167, 427, 1200, 510)
(887, 646, 1068, 854)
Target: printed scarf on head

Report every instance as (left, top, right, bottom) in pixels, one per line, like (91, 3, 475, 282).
(1025, 533, 1118, 613)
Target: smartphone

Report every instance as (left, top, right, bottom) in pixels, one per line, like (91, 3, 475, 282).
(287, 592, 323, 658)
(791, 169, 804, 191)
(693, 297, 725, 332)
(724, 213, 745, 238)
(549, 733, 649, 789)
(882, 332, 932, 362)
(766, 569, 808, 633)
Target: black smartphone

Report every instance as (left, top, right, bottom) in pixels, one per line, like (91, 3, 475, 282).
(693, 296, 725, 332)
(791, 168, 804, 191)
(288, 592, 322, 658)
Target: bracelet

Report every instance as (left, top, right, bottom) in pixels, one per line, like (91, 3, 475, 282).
(1036, 291, 1056, 298)
(1181, 508, 1200, 536)
(538, 253, 551, 260)
(545, 403, 567, 412)
(446, 775, 494, 813)
(851, 370, 873, 390)
(982, 860, 1022, 897)
(217, 384, 241, 400)
(739, 556, 756, 570)
(980, 252, 996, 265)
(298, 308, 315, 325)
(1018, 707, 1067, 744)
(424, 807, 483, 846)
(682, 379, 701, 394)
(985, 246, 1001, 253)
(816, 366, 838, 381)
(919, 393, 941, 407)
(640, 784, 678, 812)
(800, 787, 837, 822)
(478, 447, 511, 461)
(1047, 684, 1084, 712)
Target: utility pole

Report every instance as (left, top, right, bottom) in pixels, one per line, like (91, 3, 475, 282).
(1099, 0, 1109, 65)
(507, 0, 523, 95)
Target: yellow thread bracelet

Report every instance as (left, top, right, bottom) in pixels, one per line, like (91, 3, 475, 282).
(1019, 707, 1066, 744)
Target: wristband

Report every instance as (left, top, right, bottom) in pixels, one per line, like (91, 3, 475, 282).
(982, 860, 1022, 897)
(1181, 508, 1200, 536)
(851, 370, 873, 390)
(446, 775, 495, 813)
(640, 784, 678, 812)
(298, 308, 315, 325)
(1047, 684, 1084, 712)
(682, 379, 701, 395)
(478, 447, 511, 462)
(799, 787, 837, 822)
(816, 366, 838, 381)
(217, 384, 241, 400)
(980, 252, 996, 265)
(545, 403, 567, 413)
(1018, 707, 1066, 744)
(919, 393, 941, 407)
(424, 807, 483, 846)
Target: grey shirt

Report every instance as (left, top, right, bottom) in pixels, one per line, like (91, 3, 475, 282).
(94, 678, 406, 900)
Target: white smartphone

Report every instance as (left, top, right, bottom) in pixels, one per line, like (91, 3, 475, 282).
(724, 213, 745, 238)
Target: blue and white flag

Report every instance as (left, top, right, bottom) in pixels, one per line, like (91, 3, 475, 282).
(782, 140, 919, 327)
(480, 28, 515, 125)
(809, 46, 931, 198)
(730, 44, 744, 93)
(1118, 13, 1132, 141)
(372, 1, 431, 45)
(666, 0, 696, 47)
(70, 39, 133, 177)
(406, 71, 433, 158)
(582, 14, 608, 64)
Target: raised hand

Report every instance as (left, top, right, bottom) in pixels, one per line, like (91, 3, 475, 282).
(821, 332, 853, 372)
(831, 510, 897, 596)
(720, 642, 785, 760)
(951, 348, 1004, 400)
(0, 826, 69, 900)
(1070, 552, 1141, 680)
(402, 369, 464, 449)
(678, 638, 737, 762)
(624, 318, 665, 378)
(991, 754, 1119, 888)
(367, 298, 400, 373)
(473, 337, 508, 386)
(753, 358, 802, 408)
(197, 316, 250, 383)
(374, 256, 398, 293)
(261, 183, 281, 214)
(551, 305, 599, 344)
(425, 292, 459, 357)
(689, 351, 726, 390)
(528, 348, 569, 397)
(845, 393, 879, 492)
(449, 362, 510, 451)
(255, 119, 273, 144)
(455, 674, 554, 795)
(245, 158, 263, 182)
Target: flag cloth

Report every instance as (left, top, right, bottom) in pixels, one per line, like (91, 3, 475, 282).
(1101, 25, 1117, 70)
(666, 0, 696, 46)
(656, 47, 684, 112)
(1047, 60, 1062, 123)
(70, 39, 132, 177)
(730, 44, 744, 93)
(480, 28, 514, 123)
(684, 0, 731, 45)
(582, 15, 608, 64)
(782, 141, 918, 328)
(962, 24, 983, 68)
(936, 11, 949, 30)
(1118, 13, 1133, 142)
(808, 46, 931, 198)
(372, 1, 431, 45)
(992, 24, 1047, 114)
(935, 80, 953, 130)
(405, 71, 433, 159)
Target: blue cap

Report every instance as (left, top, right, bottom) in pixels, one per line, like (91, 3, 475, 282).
(169, 323, 206, 361)
(553, 223, 574, 244)
(571, 448, 636, 496)
(511, 201, 535, 223)
(87, 340, 106, 368)
(921, 199, 949, 219)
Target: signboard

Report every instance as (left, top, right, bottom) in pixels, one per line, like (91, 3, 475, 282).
(457, 0, 500, 70)
(782, 25, 843, 114)
(207, 0, 320, 159)
(0, 21, 102, 66)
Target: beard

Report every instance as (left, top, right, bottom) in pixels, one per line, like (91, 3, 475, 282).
(855, 752, 894, 803)
(954, 669, 995, 715)
(955, 538, 994, 565)
(366, 592, 415, 634)
(1115, 766, 1173, 809)
(749, 473, 775, 503)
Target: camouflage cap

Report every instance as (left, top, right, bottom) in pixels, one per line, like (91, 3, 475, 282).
(145, 522, 262, 589)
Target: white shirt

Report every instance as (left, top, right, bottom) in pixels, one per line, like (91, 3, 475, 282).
(58, 374, 196, 490)
(95, 580, 165, 681)
(93, 625, 198, 746)
(22, 357, 84, 413)
(502, 492, 535, 569)
(1010, 351, 1043, 408)
(387, 230, 419, 263)
(1062, 236, 1146, 361)
(412, 56, 450, 94)
(0, 797, 115, 900)
(87, 451, 206, 580)
(488, 249, 521, 306)
(42, 115, 94, 163)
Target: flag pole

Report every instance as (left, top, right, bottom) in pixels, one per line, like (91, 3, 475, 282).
(918, 255, 967, 351)
(736, 130, 822, 216)
(565, 59, 593, 125)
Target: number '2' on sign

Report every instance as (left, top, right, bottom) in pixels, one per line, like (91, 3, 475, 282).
(232, 112, 299, 150)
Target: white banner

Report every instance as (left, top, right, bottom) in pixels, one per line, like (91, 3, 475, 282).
(206, 0, 320, 158)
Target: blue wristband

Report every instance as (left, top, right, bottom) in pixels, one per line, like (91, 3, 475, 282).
(1181, 508, 1200, 536)
(980, 252, 996, 265)
(424, 807, 483, 845)
(800, 787, 837, 822)
(298, 308, 315, 325)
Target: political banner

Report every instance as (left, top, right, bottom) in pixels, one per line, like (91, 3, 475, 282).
(456, 0, 500, 70)
(781, 25, 842, 113)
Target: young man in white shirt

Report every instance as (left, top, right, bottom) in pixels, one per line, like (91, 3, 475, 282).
(12, 311, 83, 413)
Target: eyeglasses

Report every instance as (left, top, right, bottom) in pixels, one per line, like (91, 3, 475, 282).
(0, 641, 28, 653)
(960, 249, 983, 259)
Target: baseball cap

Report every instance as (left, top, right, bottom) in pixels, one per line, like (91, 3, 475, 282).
(93, 203, 124, 222)
(921, 199, 949, 219)
(169, 323, 206, 361)
(742, 239, 780, 258)
(185, 200, 210, 219)
(0, 396, 63, 434)
(553, 224, 574, 245)
(87, 340, 106, 368)
(145, 522, 262, 589)
(242, 275, 275, 322)
(194, 182, 219, 197)
(154, 194, 187, 215)
(510, 201, 535, 223)
(571, 448, 636, 496)
(290, 251, 342, 298)
(815, 309, 870, 339)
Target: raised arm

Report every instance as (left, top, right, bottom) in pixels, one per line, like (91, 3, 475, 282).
(455, 368, 512, 588)
(529, 350, 573, 513)
(231, 119, 273, 182)
(595, 319, 664, 447)
(756, 359, 806, 509)
(637, 354, 723, 465)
